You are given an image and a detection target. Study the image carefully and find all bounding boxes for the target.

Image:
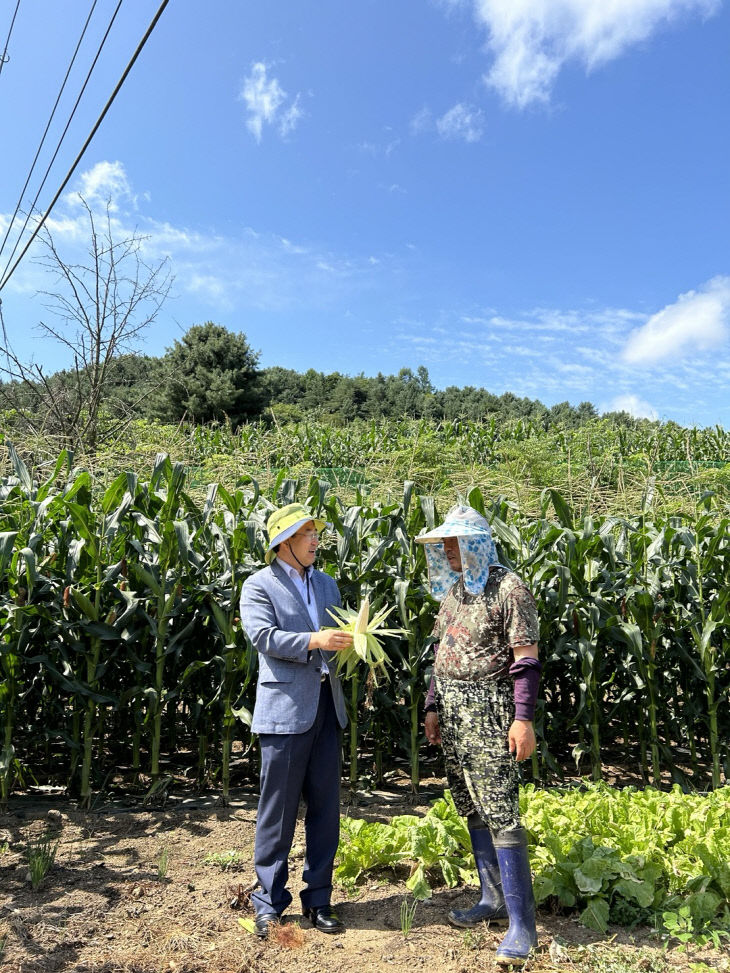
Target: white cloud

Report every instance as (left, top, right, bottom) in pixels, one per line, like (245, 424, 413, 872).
(186, 272, 234, 309)
(556, 361, 594, 375)
(461, 309, 595, 334)
(67, 160, 135, 211)
(279, 94, 303, 137)
(0, 162, 137, 294)
(410, 106, 433, 136)
(622, 276, 730, 364)
(280, 237, 308, 255)
(390, 292, 730, 425)
(411, 103, 485, 142)
(358, 134, 401, 157)
(1, 162, 383, 319)
(239, 62, 302, 142)
(469, 0, 720, 108)
(604, 394, 659, 420)
(436, 103, 485, 142)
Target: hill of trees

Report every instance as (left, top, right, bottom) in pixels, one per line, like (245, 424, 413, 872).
(11, 320, 624, 434)
(1, 321, 727, 520)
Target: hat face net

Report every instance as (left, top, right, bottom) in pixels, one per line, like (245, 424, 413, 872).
(419, 505, 500, 600)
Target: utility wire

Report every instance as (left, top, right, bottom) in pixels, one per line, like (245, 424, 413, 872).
(0, 0, 124, 284)
(0, 0, 101, 266)
(0, 0, 171, 293)
(0, 0, 21, 79)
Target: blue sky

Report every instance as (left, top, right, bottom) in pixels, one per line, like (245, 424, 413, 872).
(0, 0, 728, 426)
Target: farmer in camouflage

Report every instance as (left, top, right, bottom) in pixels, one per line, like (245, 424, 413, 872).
(416, 504, 541, 966)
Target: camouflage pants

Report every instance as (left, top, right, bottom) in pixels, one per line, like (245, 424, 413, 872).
(435, 676, 520, 833)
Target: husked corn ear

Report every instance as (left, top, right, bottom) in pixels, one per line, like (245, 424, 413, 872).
(325, 596, 406, 685)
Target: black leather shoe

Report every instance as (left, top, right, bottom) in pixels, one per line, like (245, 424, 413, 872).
(254, 912, 280, 938)
(303, 905, 345, 933)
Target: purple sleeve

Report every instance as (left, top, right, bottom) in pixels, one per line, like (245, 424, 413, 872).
(510, 657, 542, 721)
(424, 643, 438, 712)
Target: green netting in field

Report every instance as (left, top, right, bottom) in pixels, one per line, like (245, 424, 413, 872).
(315, 466, 370, 487)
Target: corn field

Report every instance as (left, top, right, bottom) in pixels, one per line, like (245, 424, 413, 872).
(0, 441, 728, 809)
(62, 414, 730, 520)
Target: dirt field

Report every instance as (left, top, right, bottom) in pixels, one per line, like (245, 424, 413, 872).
(1, 779, 727, 973)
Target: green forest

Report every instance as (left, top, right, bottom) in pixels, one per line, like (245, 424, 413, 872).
(2, 319, 642, 442)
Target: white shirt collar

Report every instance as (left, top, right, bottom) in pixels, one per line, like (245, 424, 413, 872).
(276, 557, 312, 583)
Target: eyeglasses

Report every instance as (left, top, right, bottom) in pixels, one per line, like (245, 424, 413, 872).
(294, 529, 320, 540)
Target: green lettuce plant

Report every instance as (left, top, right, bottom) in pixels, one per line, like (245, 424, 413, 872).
(336, 784, 730, 943)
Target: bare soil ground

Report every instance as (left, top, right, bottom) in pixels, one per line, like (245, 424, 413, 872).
(1, 778, 727, 973)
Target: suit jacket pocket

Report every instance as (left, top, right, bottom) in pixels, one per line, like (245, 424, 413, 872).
(257, 654, 299, 684)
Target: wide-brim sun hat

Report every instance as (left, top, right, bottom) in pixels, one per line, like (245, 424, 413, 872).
(414, 504, 492, 543)
(264, 502, 328, 564)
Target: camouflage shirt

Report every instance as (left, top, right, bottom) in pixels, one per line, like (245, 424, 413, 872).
(433, 566, 539, 682)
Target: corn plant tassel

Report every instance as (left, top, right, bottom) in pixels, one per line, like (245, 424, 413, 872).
(326, 596, 406, 685)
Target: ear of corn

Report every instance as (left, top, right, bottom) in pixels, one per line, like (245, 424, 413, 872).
(326, 596, 406, 685)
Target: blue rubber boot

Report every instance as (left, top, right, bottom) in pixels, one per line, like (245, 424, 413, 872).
(448, 824, 508, 928)
(493, 828, 538, 965)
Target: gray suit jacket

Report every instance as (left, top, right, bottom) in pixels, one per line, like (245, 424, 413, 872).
(240, 560, 348, 734)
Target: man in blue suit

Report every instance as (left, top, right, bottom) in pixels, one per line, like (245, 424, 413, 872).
(240, 503, 352, 938)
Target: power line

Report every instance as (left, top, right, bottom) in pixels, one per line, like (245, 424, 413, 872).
(0, 0, 172, 293)
(0, 0, 21, 79)
(0, 0, 124, 282)
(0, 0, 102, 266)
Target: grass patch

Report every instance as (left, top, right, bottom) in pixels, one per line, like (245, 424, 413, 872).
(203, 849, 246, 870)
(26, 830, 59, 890)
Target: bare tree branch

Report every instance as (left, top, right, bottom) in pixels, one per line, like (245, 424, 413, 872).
(0, 196, 173, 453)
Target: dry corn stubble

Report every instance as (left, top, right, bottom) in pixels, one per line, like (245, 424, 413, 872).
(269, 922, 307, 949)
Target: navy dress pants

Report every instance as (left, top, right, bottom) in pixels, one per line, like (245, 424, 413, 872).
(252, 679, 342, 916)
